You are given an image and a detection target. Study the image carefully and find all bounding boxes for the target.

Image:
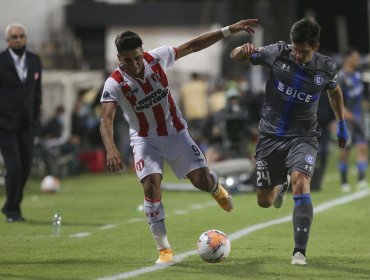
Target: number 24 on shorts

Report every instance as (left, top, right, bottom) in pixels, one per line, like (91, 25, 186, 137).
(256, 170, 271, 186)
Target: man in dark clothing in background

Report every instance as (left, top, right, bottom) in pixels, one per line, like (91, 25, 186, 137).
(0, 23, 42, 222)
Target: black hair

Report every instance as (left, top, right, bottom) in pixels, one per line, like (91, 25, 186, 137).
(115, 31, 143, 53)
(290, 17, 321, 46)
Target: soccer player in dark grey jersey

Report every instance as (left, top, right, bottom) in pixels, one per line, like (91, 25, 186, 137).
(337, 49, 368, 192)
(230, 17, 349, 265)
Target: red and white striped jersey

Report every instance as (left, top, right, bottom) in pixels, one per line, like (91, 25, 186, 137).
(101, 45, 187, 138)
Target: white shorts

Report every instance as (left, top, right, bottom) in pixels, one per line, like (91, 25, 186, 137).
(131, 130, 208, 181)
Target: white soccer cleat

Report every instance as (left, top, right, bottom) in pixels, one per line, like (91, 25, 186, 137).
(155, 248, 174, 265)
(341, 183, 351, 193)
(273, 182, 289, 208)
(357, 180, 368, 190)
(291, 252, 307, 265)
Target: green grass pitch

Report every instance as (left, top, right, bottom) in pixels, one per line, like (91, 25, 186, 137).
(0, 146, 369, 280)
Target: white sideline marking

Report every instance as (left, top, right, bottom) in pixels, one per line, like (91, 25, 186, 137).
(128, 218, 145, 223)
(99, 224, 118, 230)
(96, 189, 370, 280)
(69, 232, 91, 238)
(173, 210, 188, 215)
(189, 204, 206, 210)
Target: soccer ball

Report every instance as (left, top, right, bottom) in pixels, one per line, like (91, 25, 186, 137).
(41, 175, 60, 193)
(197, 229, 231, 263)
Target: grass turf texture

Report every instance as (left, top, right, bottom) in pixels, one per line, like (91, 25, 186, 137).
(0, 147, 369, 280)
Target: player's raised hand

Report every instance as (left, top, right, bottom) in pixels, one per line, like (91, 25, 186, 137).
(229, 19, 259, 34)
(336, 120, 349, 148)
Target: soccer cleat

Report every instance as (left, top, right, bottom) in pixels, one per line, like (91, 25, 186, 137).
(291, 252, 307, 265)
(273, 182, 289, 208)
(212, 185, 233, 212)
(155, 248, 174, 265)
(357, 180, 368, 190)
(341, 183, 351, 193)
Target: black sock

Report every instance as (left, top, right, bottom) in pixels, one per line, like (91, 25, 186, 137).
(339, 162, 348, 184)
(292, 194, 313, 256)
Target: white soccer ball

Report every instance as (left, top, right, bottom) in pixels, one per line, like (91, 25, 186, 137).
(197, 229, 231, 263)
(41, 175, 60, 193)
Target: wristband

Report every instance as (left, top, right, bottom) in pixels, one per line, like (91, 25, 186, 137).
(336, 120, 349, 141)
(337, 120, 346, 130)
(221, 26, 231, 38)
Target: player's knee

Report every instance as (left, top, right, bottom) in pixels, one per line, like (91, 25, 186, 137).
(142, 177, 161, 198)
(291, 173, 310, 194)
(257, 198, 272, 208)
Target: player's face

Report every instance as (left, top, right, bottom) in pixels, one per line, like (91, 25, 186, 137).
(117, 47, 144, 78)
(291, 42, 319, 65)
(349, 51, 361, 69)
(7, 26, 27, 50)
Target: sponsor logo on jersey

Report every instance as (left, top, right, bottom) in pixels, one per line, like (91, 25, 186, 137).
(256, 160, 268, 167)
(314, 74, 323, 85)
(102, 91, 110, 99)
(134, 88, 169, 111)
(304, 165, 313, 172)
(148, 57, 161, 66)
(274, 80, 319, 103)
(281, 64, 290, 71)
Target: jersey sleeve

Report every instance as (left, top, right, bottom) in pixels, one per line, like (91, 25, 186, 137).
(149, 45, 176, 69)
(324, 58, 338, 90)
(250, 41, 286, 67)
(100, 77, 120, 103)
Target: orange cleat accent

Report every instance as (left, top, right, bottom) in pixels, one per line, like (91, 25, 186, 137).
(212, 184, 233, 212)
(155, 248, 174, 265)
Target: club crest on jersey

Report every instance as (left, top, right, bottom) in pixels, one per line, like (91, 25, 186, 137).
(314, 74, 323, 85)
(121, 85, 138, 98)
(305, 154, 314, 165)
(151, 73, 162, 82)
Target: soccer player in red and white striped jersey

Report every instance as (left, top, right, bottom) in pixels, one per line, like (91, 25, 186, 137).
(100, 19, 258, 265)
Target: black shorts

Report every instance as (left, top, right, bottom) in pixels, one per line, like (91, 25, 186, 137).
(348, 120, 367, 144)
(255, 134, 318, 189)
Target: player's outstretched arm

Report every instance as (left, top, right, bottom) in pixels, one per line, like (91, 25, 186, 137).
(327, 84, 349, 148)
(100, 102, 124, 172)
(230, 42, 256, 63)
(175, 19, 258, 60)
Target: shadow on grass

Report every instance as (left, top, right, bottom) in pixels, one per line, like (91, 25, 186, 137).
(174, 255, 370, 279)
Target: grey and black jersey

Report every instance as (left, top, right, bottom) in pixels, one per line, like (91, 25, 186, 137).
(250, 41, 338, 137)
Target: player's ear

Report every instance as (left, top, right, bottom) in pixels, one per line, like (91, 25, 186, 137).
(117, 53, 122, 62)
